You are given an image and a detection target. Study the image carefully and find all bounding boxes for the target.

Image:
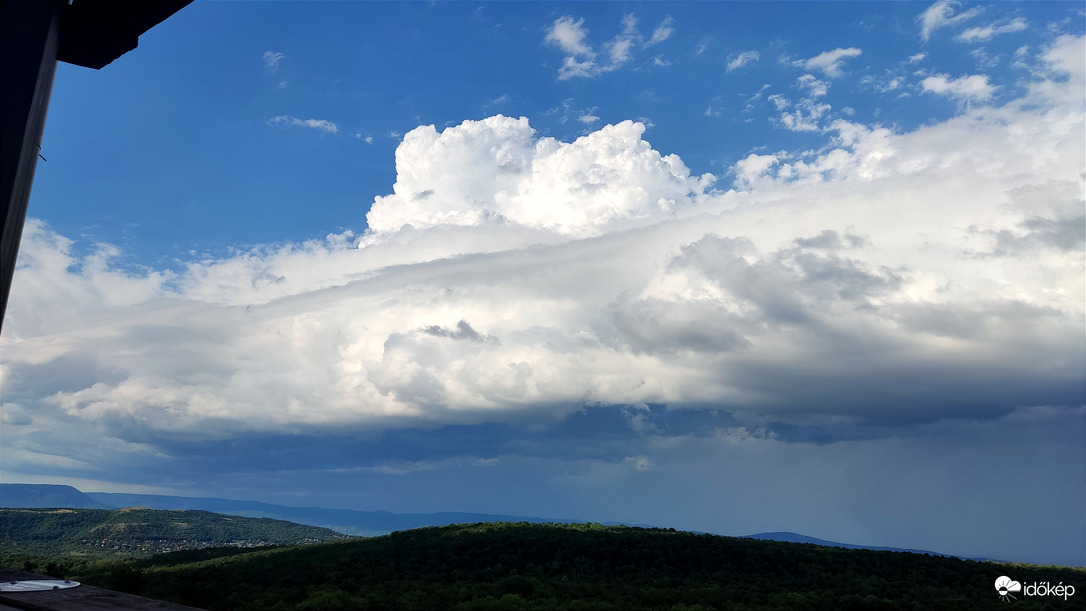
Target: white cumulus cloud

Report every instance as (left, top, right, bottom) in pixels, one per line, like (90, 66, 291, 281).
(364, 115, 713, 238)
(797, 74, 830, 97)
(545, 16, 593, 56)
(921, 73, 995, 101)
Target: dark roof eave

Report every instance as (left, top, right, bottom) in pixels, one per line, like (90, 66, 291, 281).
(57, 0, 193, 70)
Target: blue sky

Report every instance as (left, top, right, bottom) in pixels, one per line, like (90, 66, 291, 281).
(2, 1, 1083, 566)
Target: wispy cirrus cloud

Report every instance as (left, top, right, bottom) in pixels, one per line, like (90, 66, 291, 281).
(544, 14, 676, 79)
(645, 16, 675, 47)
(957, 17, 1028, 43)
(797, 47, 862, 78)
(543, 98, 604, 127)
(262, 51, 287, 69)
(918, 0, 983, 42)
(267, 115, 340, 134)
(694, 37, 711, 56)
(726, 51, 760, 73)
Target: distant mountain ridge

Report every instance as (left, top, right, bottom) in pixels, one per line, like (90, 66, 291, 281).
(743, 531, 999, 562)
(82, 491, 580, 537)
(3, 484, 981, 560)
(0, 484, 112, 509)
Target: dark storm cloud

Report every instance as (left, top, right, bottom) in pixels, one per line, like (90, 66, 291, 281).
(420, 320, 487, 342)
(967, 179, 1086, 256)
(605, 298, 753, 354)
(792, 229, 869, 251)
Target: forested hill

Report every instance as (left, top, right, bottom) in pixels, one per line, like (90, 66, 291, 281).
(20, 522, 1084, 611)
(0, 508, 349, 558)
(84, 490, 577, 537)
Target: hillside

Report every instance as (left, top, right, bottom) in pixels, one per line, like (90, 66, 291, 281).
(0, 484, 113, 509)
(0, 508, 350, 559)
(7, 485, 997, 560)
(18, 522, 1084, 610)
(86, 493, 985, 561)
(86, 491, 576, 537)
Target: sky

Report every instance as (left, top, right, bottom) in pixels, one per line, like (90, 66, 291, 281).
(1, 1, 1083, 566)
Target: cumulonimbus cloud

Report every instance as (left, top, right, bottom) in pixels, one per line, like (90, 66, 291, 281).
(3, 37, 1082, 446)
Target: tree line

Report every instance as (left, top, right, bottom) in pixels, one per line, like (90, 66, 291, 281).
(6, 521, 1081, 610)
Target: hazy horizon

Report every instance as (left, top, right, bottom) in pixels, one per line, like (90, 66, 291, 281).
(2, 1, 1083, 567)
